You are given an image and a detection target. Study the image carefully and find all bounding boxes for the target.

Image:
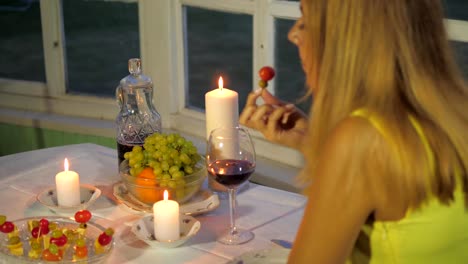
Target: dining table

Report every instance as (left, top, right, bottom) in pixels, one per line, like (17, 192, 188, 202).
(0, 143, 306, 263)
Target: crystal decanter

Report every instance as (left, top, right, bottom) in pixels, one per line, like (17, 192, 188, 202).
(116, 58, 161, 166)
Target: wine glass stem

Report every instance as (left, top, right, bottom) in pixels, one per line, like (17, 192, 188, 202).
(228, 188, 238, 236)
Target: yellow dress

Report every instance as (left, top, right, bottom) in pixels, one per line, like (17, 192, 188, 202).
(348, 109, 468, 264)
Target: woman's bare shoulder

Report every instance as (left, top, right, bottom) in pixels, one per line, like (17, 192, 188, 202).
(292, 116, 385, 263)
(319, 115, 386, 171)
(310, 115, 391, 205)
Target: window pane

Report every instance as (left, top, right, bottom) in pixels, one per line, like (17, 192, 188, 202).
(274, 18, 310, 114)
(185, 7, 253, 111)
(0, 0, 45, 82)
(452, 41, 468, 80)
(443, 0, 468, 20)
(63, 0, 139, 97)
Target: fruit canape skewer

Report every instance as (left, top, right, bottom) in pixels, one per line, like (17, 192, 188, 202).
(258, 66, 276, 89)
(0, 215, 23, 256)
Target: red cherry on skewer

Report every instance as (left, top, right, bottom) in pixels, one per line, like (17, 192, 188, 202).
(259, 66, 275, 82)
(0, 221, 14, 233)
(39, 218, 49, 229)
(74, 210, 92, 223)
(98, 228, 114, 246)
(50, 234, 68, 247)
(98, 233, 112, 246)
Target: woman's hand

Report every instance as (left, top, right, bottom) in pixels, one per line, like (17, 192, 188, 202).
(240, 89, 308, 150)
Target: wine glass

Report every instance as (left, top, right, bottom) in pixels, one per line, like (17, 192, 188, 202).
(206, 126, 256, 245)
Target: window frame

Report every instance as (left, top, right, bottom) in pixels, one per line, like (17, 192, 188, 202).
(1, 0, 468, 168)
(0, 0, 117, 120)
(141, 0, 304, 167)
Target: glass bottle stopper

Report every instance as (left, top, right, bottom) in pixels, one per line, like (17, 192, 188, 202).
(128, 58, 142, 75)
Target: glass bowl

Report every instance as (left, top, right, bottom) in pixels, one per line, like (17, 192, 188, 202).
(0, 216, 113, 263)
(119, 158, 207, 206)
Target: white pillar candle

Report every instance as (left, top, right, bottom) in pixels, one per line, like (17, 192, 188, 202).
(205, 77, 239, 139)
(153, 190, 180, 241)
(205, 77, 241, 192)
(55, 158, 81, 207)
(205, 76, 240, 159)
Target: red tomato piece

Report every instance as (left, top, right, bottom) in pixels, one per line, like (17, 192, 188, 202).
(0, 221, 15, 233)
(74, 246, 88, 258)
(31, 227, 40, 238)
(50, 235, 68, 247)
(74, 210, 92, 223)
(42, 249, 63, 261)
(259, 66, 275, 81)
(98, 233, 112, 246)
(34, 225, 50, 236)
(39, 218, 49, 229)
(41, 227, 50, 235)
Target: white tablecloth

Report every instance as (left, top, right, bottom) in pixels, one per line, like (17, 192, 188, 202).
(0, 143, 306, 263)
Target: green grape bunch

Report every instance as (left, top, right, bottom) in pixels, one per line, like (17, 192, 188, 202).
(123, 132, 202, 187)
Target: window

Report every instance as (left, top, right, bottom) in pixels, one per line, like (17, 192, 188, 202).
(444, 0, 468, 80)
(274, 18, 309, 114)
(184, 6, 253, 111)
(0, 0, 467, 168)
(444, 0, 468, 21)
(62, 0, 139, 97)
(452, 41, 468, 80)
(0, 1, 45, 83)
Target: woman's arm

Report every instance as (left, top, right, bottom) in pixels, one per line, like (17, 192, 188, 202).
(289, 117, 380, 263)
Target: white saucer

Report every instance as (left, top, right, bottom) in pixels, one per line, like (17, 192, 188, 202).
(131, 214, 200, 248)
(113, 181, 220, 215)
(36, 184, 101, 215)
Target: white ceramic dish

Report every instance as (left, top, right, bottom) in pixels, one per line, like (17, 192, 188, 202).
(131, 214, 200, 248)
(36, 184, 101, 215)
(113, 181, 220, 216)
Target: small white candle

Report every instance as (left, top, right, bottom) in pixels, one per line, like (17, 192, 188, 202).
(153, 190, 180, 241)
(205, 76, 239, 139)
(55, 158, 81, 207)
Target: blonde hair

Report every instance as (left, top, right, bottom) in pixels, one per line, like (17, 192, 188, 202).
(300, 0, 468, 208)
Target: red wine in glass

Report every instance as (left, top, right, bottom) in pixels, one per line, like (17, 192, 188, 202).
(117, 142, 135, 166)
(208, 159, 255, 188)
(116, 133, 151, 166)
(206, 126, 255, 245)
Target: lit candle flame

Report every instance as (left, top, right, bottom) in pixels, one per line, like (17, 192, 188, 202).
(64, 158, 69, 172)
(218, 76, 223, 91)
(164, 190, 168, 201)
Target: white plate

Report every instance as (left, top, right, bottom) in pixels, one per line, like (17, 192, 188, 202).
(227, 248, 291, 264)
(113, 181, 220, 215)
(36, 184, 101, 215)
(131, 214, 200, 248)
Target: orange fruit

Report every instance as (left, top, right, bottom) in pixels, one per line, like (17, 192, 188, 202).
(137, 167, 155, 179)
(133, 167, 161, 204)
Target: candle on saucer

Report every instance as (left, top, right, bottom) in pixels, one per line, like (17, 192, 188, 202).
(153, 190, 180, 241)
(205, 76, 239, 139)
(55, 158, 81, 207)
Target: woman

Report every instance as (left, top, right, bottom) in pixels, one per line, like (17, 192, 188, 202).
(240, 0, 468, 263)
